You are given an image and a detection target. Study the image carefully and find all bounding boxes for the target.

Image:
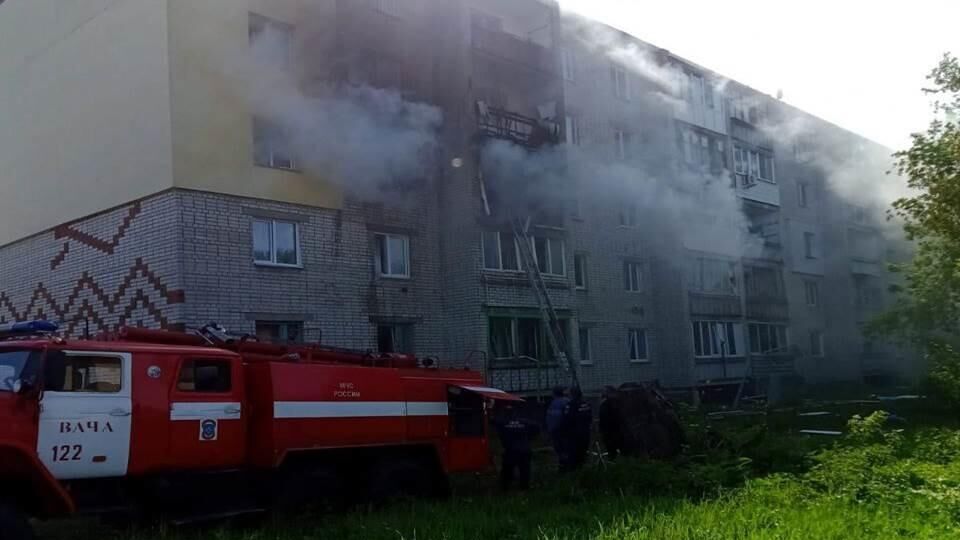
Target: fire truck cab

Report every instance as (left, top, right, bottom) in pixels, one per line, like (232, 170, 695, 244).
(0, 322, 516, 539)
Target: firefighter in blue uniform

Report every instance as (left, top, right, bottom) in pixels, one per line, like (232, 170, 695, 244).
(494, 402, 540, 490)
(545, 386, 570, 469)
(560, 387, 593, 471)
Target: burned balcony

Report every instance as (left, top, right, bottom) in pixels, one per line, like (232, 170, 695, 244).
(743, 201, 782, 260)
(476, 102, 561, 149)
(744, 265, 789, 320)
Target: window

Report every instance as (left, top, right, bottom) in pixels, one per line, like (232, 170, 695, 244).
(798, 182, 809, 208)
(471, 11, 503, 32)
(748, 323, 789, 355)
(624, 261, 643, 292)
(849, 228, 881, 262)
(574, 254, 588, 289)
(482, 231, 521, 272)
(684, 72, 703, 104)
(255, 321, 303, 344)
(628, 329, 648, 362)
(704, 80, 715, 109)
(689, 258, 737, 294)
(579, 328, 592, 365)
(744, 266, 783, 298)
(43, 355, 122, 393)
(758, 152, 775, 182)
(374, 0, 402, 17)
(377, 324, 414, 354)
(733, 145, 748, 175)
(249, 13, 293, 68)
(681, 129, 712, 168)
(804, 232, 816, 259)
(489, 317, 568, 364)
(614, 129, 631, 160)
(561, 48, 576, 81)
(374, 233, 410, 278)
(253, 219, 300, 266)
(804, 280, 820, 307)
(565, 116, 581, 146)
(253, 117, 297, 170)
(177, 359, 232, 393)
(692, 321, 742, 359)
(810, 330, 824, 357)
(611, 64, 630, 100)
(532, 237, 565, 276)
(619, 202, 638, 227)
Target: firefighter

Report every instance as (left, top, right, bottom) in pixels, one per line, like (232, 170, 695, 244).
(545, 386, 570, 469)
(560, 387, 593, 471)
(598, 386, 624, 461)
(493, 402, 540, 490)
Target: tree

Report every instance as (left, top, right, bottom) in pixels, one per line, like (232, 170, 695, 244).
(871, 53, 960, 402)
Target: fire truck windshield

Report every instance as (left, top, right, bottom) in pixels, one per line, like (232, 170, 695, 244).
(0, 349, 40, 392)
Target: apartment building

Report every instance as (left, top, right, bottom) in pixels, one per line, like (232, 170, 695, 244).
(0, 0, 914, 394)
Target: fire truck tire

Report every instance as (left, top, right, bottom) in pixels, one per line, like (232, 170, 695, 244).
(0, 502, 34, 540)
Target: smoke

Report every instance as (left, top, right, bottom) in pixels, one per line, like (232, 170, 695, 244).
(232, 23, 442, 203)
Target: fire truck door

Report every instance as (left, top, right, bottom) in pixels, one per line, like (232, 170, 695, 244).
(37, 351, 133, 480)
(168, 357, 245, 469)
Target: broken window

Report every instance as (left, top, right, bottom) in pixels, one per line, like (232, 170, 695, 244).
(624, 261, 643, 292)
(253, 219, 300, 266)
(374, 233, 410, 278)
(692, 321, 742, 358)
(377, 324, 414, 354)
(748, 323, 789, 354)
(574, 254, 588, 289)
(253, 117, 297, 171)
(611, 64, 630, 100)
(628, 329, 648, 362)
(689, 258, 737, 294)
(482, 231, 521, 271)
(488, 316, 568, 365)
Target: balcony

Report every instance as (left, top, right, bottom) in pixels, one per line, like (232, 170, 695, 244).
(737, 175, 780, 206)
(476, 103, 560, 149)
(746, 296, 789, 320)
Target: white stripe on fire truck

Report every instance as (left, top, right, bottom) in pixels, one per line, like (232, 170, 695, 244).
(170, 402, 242, 421)
(459, 386, 509, 394)
(273, 401, 449, 419)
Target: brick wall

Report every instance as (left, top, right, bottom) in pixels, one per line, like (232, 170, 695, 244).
(0, 192, 185, 335)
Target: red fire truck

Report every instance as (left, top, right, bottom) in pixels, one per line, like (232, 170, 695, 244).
(0, 322, 520, 539)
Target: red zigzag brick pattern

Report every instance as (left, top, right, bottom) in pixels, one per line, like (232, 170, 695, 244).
(50, 202, 143, 270)
(0, 258, 185, 336)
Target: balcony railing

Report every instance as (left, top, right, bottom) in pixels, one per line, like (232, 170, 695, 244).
(476, 103, 560, 148)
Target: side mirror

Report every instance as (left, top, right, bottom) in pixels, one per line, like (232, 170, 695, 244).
(11, 379, 23, 394)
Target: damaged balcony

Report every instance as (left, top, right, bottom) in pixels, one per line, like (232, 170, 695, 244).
(476, 102, 561, 149)
(476, 103, 565, 228)
(743, 200, 782, 261)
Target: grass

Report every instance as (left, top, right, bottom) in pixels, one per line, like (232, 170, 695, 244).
(41, 408, 960, 540)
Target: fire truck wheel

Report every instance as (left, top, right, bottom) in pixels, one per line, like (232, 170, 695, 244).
(0, 502, 34, 540)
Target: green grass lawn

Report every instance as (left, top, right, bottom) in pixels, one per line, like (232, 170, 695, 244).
(41, 409, 960, 540)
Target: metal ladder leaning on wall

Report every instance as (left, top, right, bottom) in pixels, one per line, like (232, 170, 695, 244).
(511, 216, 581, 391)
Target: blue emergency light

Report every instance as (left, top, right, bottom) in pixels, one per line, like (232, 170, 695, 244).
(0, 320, 60, 336)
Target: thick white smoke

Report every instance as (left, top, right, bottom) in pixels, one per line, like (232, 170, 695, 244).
(233, 23, 443, 203)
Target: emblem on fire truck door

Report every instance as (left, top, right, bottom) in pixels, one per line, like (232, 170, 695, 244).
(200, 419, 218, 441)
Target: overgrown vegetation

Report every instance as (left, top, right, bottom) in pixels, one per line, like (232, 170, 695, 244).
(872, 52, 960, 405)
(49, 409, 960, 540)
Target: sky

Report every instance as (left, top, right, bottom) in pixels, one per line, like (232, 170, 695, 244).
(558, 0, 960, 150)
